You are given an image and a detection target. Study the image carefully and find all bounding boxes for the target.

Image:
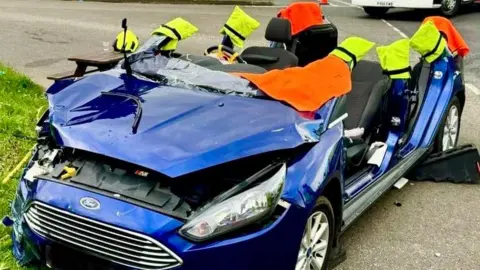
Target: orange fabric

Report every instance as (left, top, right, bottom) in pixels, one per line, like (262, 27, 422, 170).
(277, 2, 324, 36)
(422, 16, 470, 57)
(235, 55, 351, 112)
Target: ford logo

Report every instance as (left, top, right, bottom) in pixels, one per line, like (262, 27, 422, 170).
(80, 197, 100, 210)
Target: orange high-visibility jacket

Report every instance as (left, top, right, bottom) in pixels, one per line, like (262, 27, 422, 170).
(236, 55, 351, 112)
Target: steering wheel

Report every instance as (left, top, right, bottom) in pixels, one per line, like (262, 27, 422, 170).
(205, 45, 246, 64)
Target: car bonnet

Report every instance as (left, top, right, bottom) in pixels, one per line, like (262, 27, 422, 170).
(46, 72, 322, 178)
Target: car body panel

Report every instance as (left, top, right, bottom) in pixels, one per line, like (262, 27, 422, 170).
(282, 124, 344, 208)
(47, 72, 318, 178)
(9, 22, 467, 269)
(16, 178, 311, 270)
(343, 53, 461, 228)
(400, 56, 457, 155)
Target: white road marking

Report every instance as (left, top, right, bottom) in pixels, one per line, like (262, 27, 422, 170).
(330, 0, 362, 8)
(328, 2, 340, 7)
(381, 19, 409, 39)
(466, 83, 480, 95)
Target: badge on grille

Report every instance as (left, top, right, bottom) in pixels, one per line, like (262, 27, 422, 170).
(80, 197, 101, 210)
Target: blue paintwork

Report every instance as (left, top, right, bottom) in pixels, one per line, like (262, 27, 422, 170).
(400, 54, 457, 155)
(345, 53, 460, 201)
(47, 72, 316, 177)
(9, 45, 465, 270)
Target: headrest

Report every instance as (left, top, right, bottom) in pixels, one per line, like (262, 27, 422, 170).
(277, 2, 324, 36)
(265, 18, 292, 43)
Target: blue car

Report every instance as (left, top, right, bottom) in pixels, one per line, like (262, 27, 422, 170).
(7, 7, 470, 270)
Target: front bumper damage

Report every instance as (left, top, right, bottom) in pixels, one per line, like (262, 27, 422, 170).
(6, 180, 41, 266)
(4, 177, 307, 270)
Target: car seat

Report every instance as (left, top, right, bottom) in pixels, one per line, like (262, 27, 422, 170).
(341, 60, 391, 169)
(207, 63, 267, 74)
(240, 18, 299, 71)
(177, 54, 223, 67)
(287, 21, 338, 67)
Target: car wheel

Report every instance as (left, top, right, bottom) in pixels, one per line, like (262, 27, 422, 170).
(295, 197, 335, 270)
(440, 0, 461, 17)
(434, 96, 461, 152)
(363, 7, 390, 17)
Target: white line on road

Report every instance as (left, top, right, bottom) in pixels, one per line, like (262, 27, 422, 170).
(466, 83, 480, 95)
(381, 19, 409, 39)
(330, 0, 362, 8)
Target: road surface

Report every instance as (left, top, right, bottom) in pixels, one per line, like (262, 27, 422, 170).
(0, 0, 478, 269)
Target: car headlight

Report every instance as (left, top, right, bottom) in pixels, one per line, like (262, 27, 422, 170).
(180, 163, 286, 241)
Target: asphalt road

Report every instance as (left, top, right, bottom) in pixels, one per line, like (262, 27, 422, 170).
(0, 0, 479, 269)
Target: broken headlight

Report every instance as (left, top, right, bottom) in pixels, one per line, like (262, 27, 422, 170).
(180, 163, 286, 241)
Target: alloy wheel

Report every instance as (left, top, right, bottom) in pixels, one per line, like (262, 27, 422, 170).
(296, 211, 329, 270)
(442, 0, 457, 11)
(442, 105, 459, 151)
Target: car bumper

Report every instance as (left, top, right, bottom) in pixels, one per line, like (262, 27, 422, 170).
(12, 179, 308, 270)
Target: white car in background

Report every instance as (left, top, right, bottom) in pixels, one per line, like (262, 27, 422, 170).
(352, 0, 478, 17)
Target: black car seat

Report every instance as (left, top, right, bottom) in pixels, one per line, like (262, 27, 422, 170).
(287, 22, 338, 67)
(207, 63, 267, 74)
(240, 18, 299, 71)
(177, 54, 223, 67)
(343, 60, 390, 168)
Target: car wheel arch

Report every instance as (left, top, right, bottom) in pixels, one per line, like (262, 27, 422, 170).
(320, 176, 343, 242)
(456, 90, 465, 112)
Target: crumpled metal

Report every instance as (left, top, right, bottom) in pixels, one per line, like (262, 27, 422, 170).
(122, 51, 259, 97)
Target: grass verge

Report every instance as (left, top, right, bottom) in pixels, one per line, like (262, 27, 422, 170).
(0, 63, 47, 270)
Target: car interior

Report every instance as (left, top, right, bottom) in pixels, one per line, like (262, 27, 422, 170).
(155, 15, 441, 178)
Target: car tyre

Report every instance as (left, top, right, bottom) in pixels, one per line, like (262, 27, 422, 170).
(440, 0, 461, 17)
(434, 96, 462, 152)
(363, 7, 390, 17)
(295, 196, 335, 270)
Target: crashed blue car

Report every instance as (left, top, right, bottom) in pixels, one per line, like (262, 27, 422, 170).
(6, 5, 477, 270)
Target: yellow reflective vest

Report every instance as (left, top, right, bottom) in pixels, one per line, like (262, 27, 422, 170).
(151, 17, 199, 51)
(409, 20, 447, 63)
(330, 37, 376, 69)
(219, 6, 260, 48)
(114, 30, 139, 53)
(377, 39, 411, 79)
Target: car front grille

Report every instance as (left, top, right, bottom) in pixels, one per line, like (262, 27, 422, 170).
(24, 201, 182, 270)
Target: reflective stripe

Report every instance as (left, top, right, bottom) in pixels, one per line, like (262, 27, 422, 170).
(382, 67, 412, 76)
(151, 18, 199, 51)
(409, 20, 447, 63)
(219, 6, 260, 48)
(422, 16, 470, 57)
(334, 47, 357, 67)
(423, 35, 442, 59)
(223, 24, 245, 41)
(160, 24, 181, 40)
(376, 39, 411, 79)
(329, 37, 375, 70)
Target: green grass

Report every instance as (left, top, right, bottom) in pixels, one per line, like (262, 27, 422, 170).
(0, 63, 47, 270)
